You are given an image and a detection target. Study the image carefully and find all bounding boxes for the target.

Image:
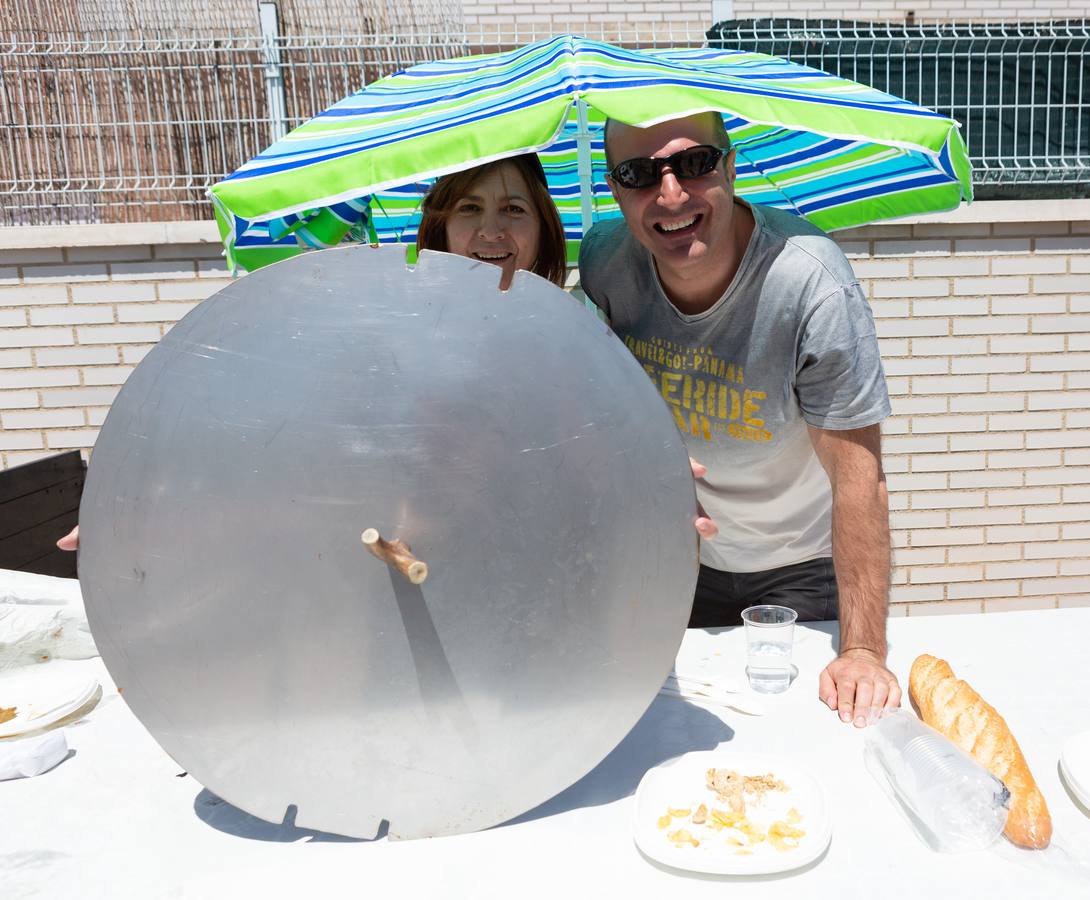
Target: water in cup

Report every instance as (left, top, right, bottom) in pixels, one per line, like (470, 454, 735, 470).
(747, 640, 792, 693)
(741, 605, 797, 695)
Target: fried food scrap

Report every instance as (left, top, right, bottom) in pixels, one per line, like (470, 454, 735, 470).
(706, 767, 745, 814)
(770, 820, 805, 838)
(0, 706, 15, 725)
(662, 770, 804, 856)
(768, 819, 806, 852)
(716, 815, 767, 847)
(708, 808, 744, 830)
(667, 828, 699, 848)
(744, 772, 788, 798)
(737, 820, 767, 845)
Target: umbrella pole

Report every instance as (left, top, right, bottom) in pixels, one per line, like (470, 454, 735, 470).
(575, 98, 595, 236)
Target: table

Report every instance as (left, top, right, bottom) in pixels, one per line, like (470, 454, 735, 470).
(6, 608, 1090, 899)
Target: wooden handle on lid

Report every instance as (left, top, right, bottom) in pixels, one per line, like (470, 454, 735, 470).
(361, 528, 428, 584)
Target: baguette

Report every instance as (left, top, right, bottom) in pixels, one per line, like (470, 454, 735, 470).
(909, 654, 1051, 849)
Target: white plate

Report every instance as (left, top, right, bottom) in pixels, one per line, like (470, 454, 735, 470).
(633, 750, 831, 876)
(0, 674, 101, 739)
(1060, 729, 1090, 811)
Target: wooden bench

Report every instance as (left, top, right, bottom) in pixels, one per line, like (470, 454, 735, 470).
(0, 450, 85, 578)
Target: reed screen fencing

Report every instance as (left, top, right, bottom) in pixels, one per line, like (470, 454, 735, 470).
(3, 6, 1087, 226)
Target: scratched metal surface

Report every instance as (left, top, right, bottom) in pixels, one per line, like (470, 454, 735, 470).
(78, 245, 698, 839)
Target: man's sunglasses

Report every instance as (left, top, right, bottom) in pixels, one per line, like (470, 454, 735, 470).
(608, 145, 728, 190)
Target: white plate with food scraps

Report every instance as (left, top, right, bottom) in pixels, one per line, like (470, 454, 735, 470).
(633, 750, 831, 876)
(0, 674, 101, 740)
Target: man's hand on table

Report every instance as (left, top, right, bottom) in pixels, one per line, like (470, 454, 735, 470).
(806, 424, 897, 727)
(689, 458, 718, 540)
(819, 648, 902, 728)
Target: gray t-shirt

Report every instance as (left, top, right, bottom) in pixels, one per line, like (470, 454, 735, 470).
(579, 202, 890, 573)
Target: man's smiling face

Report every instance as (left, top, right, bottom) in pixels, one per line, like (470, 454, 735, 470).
(606, 114, 738, 300)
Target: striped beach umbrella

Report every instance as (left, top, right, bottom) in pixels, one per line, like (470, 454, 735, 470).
(210, 33, 972, 273)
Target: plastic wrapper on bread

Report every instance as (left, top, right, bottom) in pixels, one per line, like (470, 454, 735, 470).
(77, 245, 700, 840)
(909, 653, 1051, 849)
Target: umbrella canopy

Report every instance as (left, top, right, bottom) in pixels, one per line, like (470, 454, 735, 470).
(211, 33, 972, 273)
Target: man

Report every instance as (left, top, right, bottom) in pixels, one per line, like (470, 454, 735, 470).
(579, 112, 901, 726)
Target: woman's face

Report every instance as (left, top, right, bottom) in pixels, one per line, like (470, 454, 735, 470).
(444, 162, 541, 289)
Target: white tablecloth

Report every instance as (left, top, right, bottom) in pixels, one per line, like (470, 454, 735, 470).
(6, 608, 1090, 899)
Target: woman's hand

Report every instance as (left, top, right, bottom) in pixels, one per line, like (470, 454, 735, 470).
(57, 526, 79, 551)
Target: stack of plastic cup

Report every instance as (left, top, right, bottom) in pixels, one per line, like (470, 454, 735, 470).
(864, 708, 1010, 852)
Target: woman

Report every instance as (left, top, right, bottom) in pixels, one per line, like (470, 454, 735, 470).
(416, 153, 567, 290)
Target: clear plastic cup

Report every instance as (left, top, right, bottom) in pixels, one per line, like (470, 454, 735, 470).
(741, 605, 797, 694)
(864, 709, 1010, 852)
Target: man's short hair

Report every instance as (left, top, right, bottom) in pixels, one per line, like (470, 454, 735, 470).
(603, 113, 732, 170)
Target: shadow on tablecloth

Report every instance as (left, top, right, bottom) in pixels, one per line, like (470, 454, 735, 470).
(192, 789, 376, 842)
(503, 694, 734, 826)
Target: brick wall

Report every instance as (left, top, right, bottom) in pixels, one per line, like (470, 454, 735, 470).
(831, 201, 1090, 615)
(0, 224, 230, 464)
(729, 0, 1090, 20)
(456, 1, 1090, 41)
(1, 202, 1088, 614)
(460, 2, 711, 43)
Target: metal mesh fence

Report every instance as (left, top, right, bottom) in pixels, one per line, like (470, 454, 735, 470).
(3, 9, 1088, 226)
(0, 0, 473, 225)
(708, 18, 1090, 192)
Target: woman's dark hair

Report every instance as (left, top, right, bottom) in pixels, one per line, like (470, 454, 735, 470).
(416, 154, 567, 287)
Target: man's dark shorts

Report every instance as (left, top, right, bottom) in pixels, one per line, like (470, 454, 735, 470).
(688, 557, 839, 629)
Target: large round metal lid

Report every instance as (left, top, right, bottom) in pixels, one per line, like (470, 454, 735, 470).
(79, 246, 698, 839)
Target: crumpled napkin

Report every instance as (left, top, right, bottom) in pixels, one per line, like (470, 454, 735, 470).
(0, 568, 97, 670)
(0, 730, 68, 781)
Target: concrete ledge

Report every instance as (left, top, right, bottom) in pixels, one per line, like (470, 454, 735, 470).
(0, 221, 222, 250)
(892, 198, 1090, 225)
(0, 198, 1087, 250)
